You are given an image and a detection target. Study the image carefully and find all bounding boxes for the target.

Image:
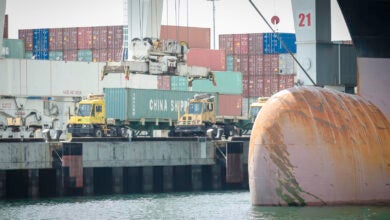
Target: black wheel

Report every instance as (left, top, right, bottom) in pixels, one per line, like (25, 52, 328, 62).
(95, 129, 103, 137)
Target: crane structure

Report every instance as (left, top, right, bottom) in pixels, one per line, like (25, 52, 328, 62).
(101, 0, 215, 86)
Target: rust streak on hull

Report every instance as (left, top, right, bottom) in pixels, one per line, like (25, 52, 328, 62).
(249, 87, 390, 206)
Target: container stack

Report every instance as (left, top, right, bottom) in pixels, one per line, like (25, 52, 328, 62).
(219, 32, 297, 117)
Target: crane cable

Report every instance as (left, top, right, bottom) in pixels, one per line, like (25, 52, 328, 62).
(248, 0, 317, 86)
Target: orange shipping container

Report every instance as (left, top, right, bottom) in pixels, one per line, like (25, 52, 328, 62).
(160, 25, 210, 49)
(187, 48, 226, 71)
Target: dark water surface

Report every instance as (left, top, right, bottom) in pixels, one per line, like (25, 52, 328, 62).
(0, 191, 389, 219)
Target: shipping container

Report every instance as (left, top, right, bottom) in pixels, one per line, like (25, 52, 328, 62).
(233, 54, 249, 76)
(263, 74, 272, 97)
(192, 71, 242, 94)
(157, 75, 171, 90)
(99, 73, 158, 91)
(187, 48, 226, 71)
(263, 33, 296, 54)
(49, 28, 63, 50)
(170, 75, 188, 91)
(107, 48, 123, 62)
(63, 28, 78, 50)
(271, 74, 279, 94)
(92, 49, 108, 62)
(104, 88, 204, 120)
(32, 51, 49, 60)
(249, 75, 264, 97)
(33, 29, 49, 52)
(49, 50, 63, 61)
(286, 74, 295, 88)
(3, 14, 8, 38)
(77, 49, 93, 62)
(248, 55, 263, 76)
(233, 34, 249, 55)
(218, 94, 242, 117)
(19, 29, 33, 51)
(2, 39, 25, 59)
(248, 33, 263, 55)
(107, 26, 123, 49)
(278, 74, 287, 90)
(24, 51, 33, 59)
(77, 27, 93, 49)
(92, 26, 108, 49)
(160, 25, 210, 49)
(242, 98, 249, 117)
(278, 53, 295, 74)
(226, 55, 234, 71)
(263, 54, 279, 75)
(242, 76, 249, 98)
(63, 49, 78, 61)
(219, 34, 233, 55)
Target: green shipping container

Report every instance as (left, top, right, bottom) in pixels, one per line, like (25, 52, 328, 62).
(49, 51, 63, 60)
(104, 88, 217, 121)
(170, 76, 188, 91)
(25, 51, 33, 59)
(77, 49, 93, 62)
(192, 71, 242, 94)
(2, 39, 25, 58)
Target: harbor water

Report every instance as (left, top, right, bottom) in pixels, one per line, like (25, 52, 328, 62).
(1, 191, 389, 219)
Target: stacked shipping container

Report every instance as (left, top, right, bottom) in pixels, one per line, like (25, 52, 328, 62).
(220, 32, 297, 116)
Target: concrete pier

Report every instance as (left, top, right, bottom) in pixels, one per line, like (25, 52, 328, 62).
(191, 165, 203, 191)
(112, 167, 123, 194)
(28, 169, 39, 198)
(162, 166, 174, 192)
(142, 167, 154, 193)
(0, 138, 250, 199)
(83, 168, 94, 196)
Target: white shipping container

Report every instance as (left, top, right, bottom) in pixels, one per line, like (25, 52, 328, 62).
(99, 72, 158, 92)
(279, 54, 295, 74)
(242, 98, 249, 118)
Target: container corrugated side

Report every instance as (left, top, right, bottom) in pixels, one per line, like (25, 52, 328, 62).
(157, 75, 171, 90)
(107, 49, 122, 62)
(63, 28, 78, 50)
(263, 33, 296, 54)
(49, 28, 63, 50)
(170, 76, 188, 91)
(104, 88, 204, 121)
(92, 49, 108, 62)
(63, 50, 78, 61)
(242, 98, 249, 117)
(278, 53, 295, 74)
(248, 55, 263, 76)
(160, 25, 210, 49)
(226, 55, 234, 71)
(33, 51, 49, 60)
(187, 48, 226, 71)
(2, 39, 25, 59)
(107, 26, 123, 49)
(77, 27, 93, 50)
(248, 33, 263, 55)
(19, 29, 33, 51)
(92, 26, 108, 49)
(263, 54, 279, 75)
(192, 71, 242, 94)
(217, 94, 242, 117)
(33, 29, 49, 52)
(49, 51, 63, 61)
(77, 49, 93, 62)
(219, 34, 233, 55)
(233, 55, 249, 76)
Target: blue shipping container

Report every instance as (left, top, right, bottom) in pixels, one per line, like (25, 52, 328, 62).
(33, 51, 49, 60)
(33, 29, 49, 52)
(263, 33, 296, 54)
(226, 55, 234, 71)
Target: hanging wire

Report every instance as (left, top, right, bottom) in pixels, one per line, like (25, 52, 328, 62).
(248, 0, 317, 86)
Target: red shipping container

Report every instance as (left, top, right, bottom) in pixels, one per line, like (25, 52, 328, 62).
(242, 76, 249, 98)
(233, 34, 241, 55)
(248, 55, 263, 76)
(248, 33, 263, 55)
(263, 74, 272, 97)
(3, 15, 8, 38)
(63, 49, 78, 61)
(279, 75, 287, 90)
(107, 26, 123, 49)
(187, 48, 226, 71)
(63, 28, 78, 50)
(254, 76, 265, 97)
(157, 75, 171, 90)
(218, 94, 242, 116)
(92, 26, 108, 49)
(19, 29, 33, 51)
(240, 34, 249, 54)
(286, 74, 295, 88)
(219, 34, 233, 55)
(49, 28, 63, 50)
(77, 27, 93, 49)
(160, 25, 210, 49)
(271, 74, 279, 94)
(93, 49, 108, 62)
(263, 54, 279, 75)
(107, 48, 123, 62)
